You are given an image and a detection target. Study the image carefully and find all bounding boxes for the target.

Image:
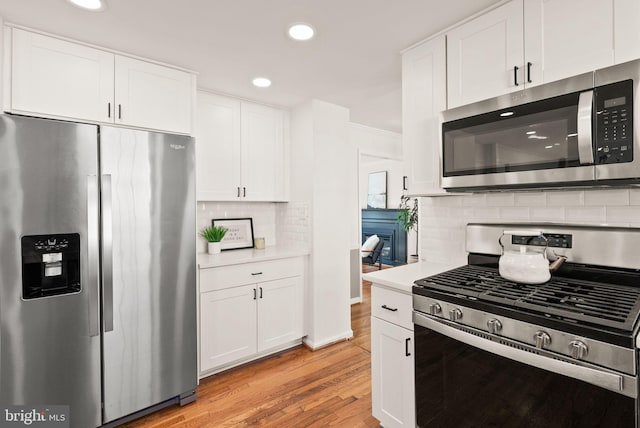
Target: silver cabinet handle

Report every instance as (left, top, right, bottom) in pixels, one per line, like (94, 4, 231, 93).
(87, 175, 100, 337)
(101, 174, 114, 332)
(577, 90, 594, 164)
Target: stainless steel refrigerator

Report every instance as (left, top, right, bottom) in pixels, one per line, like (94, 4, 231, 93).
(0, 114, 197, 427)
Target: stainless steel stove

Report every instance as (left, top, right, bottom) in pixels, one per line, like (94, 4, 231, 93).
(412, 223, 640, 428)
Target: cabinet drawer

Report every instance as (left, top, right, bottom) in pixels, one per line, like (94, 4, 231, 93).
(371, 285, 413, 330)
(200, 257, 303, 292)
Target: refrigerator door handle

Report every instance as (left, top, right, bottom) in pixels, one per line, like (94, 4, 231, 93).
(102, 174, 114, 333)
(87, 175, 100, 337)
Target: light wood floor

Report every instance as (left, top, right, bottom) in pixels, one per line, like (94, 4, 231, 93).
(122, 265, 392, 427)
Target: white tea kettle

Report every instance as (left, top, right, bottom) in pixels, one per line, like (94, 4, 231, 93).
(498, 230, 567, 285)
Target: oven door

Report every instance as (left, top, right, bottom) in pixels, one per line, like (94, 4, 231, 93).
(413, 312, 637, 428)
(441, 74, 596, 191)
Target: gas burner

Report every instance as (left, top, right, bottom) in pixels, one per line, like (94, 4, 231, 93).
(415, 264, 640, 332)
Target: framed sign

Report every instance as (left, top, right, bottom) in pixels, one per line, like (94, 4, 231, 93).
(212, 218, 255, 250)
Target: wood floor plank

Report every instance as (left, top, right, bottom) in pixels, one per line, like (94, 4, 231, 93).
(122, 272, 385, 427)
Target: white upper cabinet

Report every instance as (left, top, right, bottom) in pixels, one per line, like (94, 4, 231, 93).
(447, 0, 524, 108)
(195, 91, 289, 202)
(10, 28, 114, 123)
(240, 102, 286, 201)
(114, 56, 194, 134)
(7, 27, 195, 134)
(195, 92, 242, 201)
(447, 0, 640, 108)
(524, 0, 614, 87)
(401, 35, 447, 195)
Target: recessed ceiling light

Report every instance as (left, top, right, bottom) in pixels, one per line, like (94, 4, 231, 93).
(500, 111, 514, 117)
(252, 77, 272, 88)
(288, 23, 315, 41)
(67, 0, 106, 11)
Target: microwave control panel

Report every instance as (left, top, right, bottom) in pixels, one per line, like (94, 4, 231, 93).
(595, 79, 633, 164)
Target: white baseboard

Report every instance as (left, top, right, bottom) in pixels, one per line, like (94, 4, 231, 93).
(198, 338, 302, 379)
(350, 296, 363, 305)
(303, 329, 354, 350)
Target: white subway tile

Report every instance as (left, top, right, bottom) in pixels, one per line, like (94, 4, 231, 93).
(606, 206, 640, 224)
(514, 192, 547, 207)
(436, 196, 463, 207)
(499, 207, 530, 221)
(530, 207, 565, 222)
(461, 194, 487, 207)
(630, 189, 640, 205)
(584, 189, 630, 206)
(565, 206, 606, 223)
(547, 191, 584, 206)
(486, 193, 515, 207)
(474, 207, 500, 219)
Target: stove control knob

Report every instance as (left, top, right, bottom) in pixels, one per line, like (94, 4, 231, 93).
(569, 340, 588, 360)
(487, 318, 502, 334)
(449, 308, 463, 321)
(428, 303, 442, 316)
(533, 331, 551, 349)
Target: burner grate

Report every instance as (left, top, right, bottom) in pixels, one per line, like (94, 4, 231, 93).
(415, 265, 640, 331)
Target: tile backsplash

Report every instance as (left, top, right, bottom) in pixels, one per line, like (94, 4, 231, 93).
(196, 202, 277, 253)
(196, 201, 311, 253)
(420, 188, 640, 266)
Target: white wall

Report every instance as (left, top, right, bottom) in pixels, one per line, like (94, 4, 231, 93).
(291, 99, 354, 349)
(419, 188, 640, 267)
(350, 122, 402, 160)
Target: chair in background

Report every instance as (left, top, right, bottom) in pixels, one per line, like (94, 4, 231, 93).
(362, 238, 385, 270)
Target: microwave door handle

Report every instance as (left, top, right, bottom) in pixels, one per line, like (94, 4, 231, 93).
(577, 90, 594, 165)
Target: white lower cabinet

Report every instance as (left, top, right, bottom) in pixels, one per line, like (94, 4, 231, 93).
(200, 285, 257, 372)
(199, 257, 304, 375)
(371, 285, 415, 427)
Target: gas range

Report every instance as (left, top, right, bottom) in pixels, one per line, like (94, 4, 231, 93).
(414, 259, 640, 348)
(412, 224, 640, 416)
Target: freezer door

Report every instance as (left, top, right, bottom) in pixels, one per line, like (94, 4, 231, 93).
(0, 115, 101, 428)
(100, 126, 197, 423)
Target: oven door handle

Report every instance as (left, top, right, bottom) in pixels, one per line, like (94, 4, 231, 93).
(413, 312, 633, 398)
(577, 90, 594, 165)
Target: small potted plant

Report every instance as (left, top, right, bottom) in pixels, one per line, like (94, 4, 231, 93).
(200, 225, 227, 255)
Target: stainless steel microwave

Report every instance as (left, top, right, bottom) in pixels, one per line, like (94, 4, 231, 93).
(440, 59, 640, 191)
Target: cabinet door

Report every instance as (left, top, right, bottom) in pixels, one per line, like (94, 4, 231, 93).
(447, 0, 524, 108)
(195, 92, 242, 201)
(614, 0, 640, 64)
(115, 55, 194, 134)
(401, 35, 447, 195)
(240, 103, 286, 201)
(10, 28, 114, 123)
(200, 286, 257, 373)
(371, 317, 415, 428)
(257, 277, 302, 352)
(525, 0, 614, 87)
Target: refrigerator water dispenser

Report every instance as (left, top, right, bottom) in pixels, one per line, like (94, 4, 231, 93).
(21, 233, 81, 299)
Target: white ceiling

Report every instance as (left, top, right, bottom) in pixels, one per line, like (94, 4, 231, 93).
(0, 0, 500, 133)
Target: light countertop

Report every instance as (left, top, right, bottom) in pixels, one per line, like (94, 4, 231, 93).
(363, 261, 460, 294)
(198, 244, 309, 269)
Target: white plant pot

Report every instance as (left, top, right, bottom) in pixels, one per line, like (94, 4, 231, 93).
(207, 242, 221, 255)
